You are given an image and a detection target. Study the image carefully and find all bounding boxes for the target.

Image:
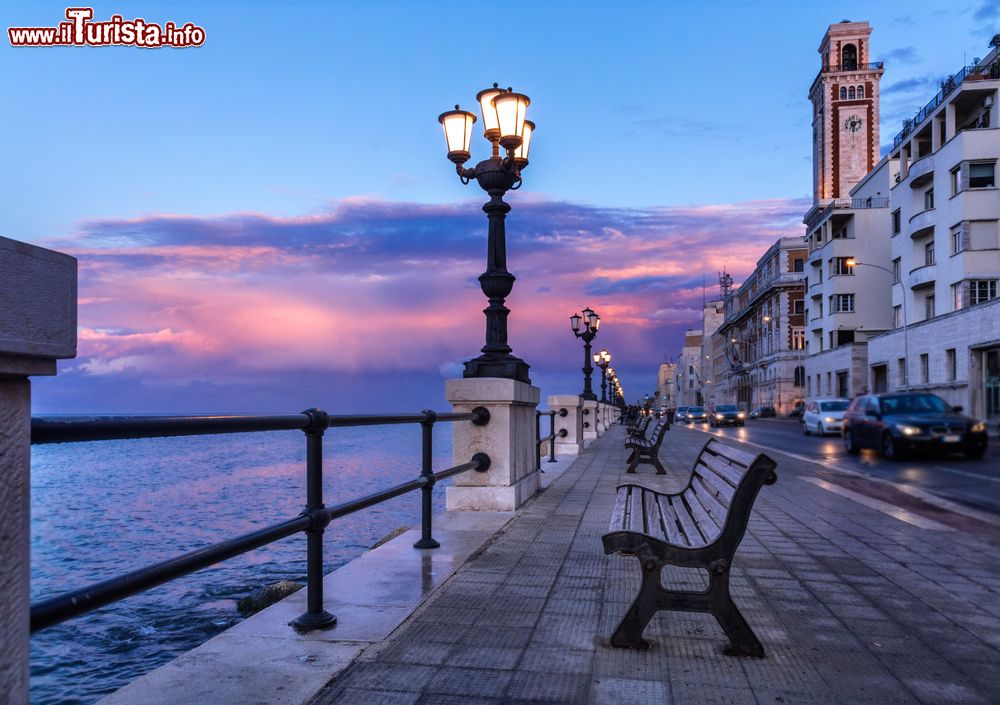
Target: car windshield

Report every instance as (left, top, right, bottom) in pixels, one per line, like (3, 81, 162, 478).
(717, 405, 738, 412)
(689, 407, 705, 413)
(879, 394, 952, 415)
(819, 401, 849, 412)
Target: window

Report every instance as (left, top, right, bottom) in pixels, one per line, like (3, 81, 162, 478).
(969, 162, 996, 189)
(831, 257, 855, 276)
(857, 86, 864, 99)
(837, 371, 849, 398)
(840, 87, 847, 100)
(831, 293, 855, 313)
(969, 279, 999, 306)
(925, 293, 935, 319)
(793, 258, 804, 272)
(826, 372, 832, 395)
(794, 366, 805, 386)
(951, 165, 962, 196)
(951, 224, 965, 254)
(925, 241, 935, 266)
(842, 44, 857, 70)
(897, 358, 906, 386)
(924, 188, 935, 211)
(892, 209, 901, 234)
(792, 328, 805, 350)
(848, 86, 856, 100)
(920, 354, 929, 384)
(946, 348, 956, 382)
(892, 257, 901, 283)
(793, 299, 805, 314)
(893, 305, 902, 328)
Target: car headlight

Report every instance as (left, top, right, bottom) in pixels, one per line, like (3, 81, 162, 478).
(971, 421, 986, 433)
(715, 414, 724, 420)
(895, 424, 922, 436)
(824, 416, 836, 423)
(737, 412, 745, 418)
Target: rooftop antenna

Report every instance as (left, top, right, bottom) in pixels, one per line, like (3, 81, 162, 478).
(719, 269, 733, 298)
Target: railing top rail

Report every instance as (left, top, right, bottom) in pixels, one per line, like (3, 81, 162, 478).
(31, 409, 487, 445)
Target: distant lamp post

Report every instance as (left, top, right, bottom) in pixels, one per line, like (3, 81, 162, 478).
(846, 259, 910, 390)
(594, 349, 612, 403)
(439, 84, 534, 383)
(570, 307, 601, 400)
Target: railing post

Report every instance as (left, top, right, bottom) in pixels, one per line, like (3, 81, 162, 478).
(548, 411, 559, 462)
(290, 408, 337, 632)
(535, 410, 542, 472)
(414, 410, 440, 549)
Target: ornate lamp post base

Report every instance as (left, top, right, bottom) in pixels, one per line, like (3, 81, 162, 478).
(464, 355, 531, 383)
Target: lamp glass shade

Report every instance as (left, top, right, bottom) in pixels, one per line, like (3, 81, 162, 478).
(592, 315, 601, 331)
(438, 108, 476, 164)
(570, 313, 581, 332)
(476, 86, 502, 136)
(593, 353, 601, 364)
(514, 120, 534, 163)
(492, 92, 530, 149)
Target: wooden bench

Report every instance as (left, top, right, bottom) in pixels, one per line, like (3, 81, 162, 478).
(602, 438, 777, 657)
(624, 419, 670, 475)
(626, 413, 650, 439)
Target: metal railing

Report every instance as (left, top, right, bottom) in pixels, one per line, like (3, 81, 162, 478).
(804, 196, 891, 229)
(29, 408, 491, 633)
(893, 62, 998, 148)
(535, 409, 566, 470)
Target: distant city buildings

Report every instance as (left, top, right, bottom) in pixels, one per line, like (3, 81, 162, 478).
(665, 20, 1000, 431)
(656, 362, 676, 408)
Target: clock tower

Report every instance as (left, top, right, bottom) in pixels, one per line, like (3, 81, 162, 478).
(809, 21, 884, 205)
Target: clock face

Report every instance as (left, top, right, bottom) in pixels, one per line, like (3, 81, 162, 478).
(845, 115, 863, 134)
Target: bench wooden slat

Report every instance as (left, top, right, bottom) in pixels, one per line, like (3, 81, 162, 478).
(669, 495, 705, 547)
(694, 467, 735, 505)
(656, 495, 685, 545)
(698, 452, 745, 487)
(630, 485, 646, 534)
(690, 476, 729, 526)
(610, 486, 628, 532)
(683, 486, 723, 542)
(643, 488, 665, 542)
(707, 438, 757, 469)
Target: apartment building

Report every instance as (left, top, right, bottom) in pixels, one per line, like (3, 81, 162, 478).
(717, 238, 808, 414)
(865, 48, 1000, 426)
(699, 300, 725, 408)
(675, 329, 703, 407)
(656, 362, 676, 409)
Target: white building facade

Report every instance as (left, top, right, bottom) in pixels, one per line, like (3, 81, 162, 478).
(866, 49, 1000, 428)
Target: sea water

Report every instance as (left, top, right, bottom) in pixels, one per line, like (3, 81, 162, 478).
(30, 422, 455, 705)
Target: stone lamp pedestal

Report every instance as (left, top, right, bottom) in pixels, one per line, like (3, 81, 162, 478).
(548, 395, 584, 455)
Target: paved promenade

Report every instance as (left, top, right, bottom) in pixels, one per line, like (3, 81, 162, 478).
(313, 424, 1000, 705)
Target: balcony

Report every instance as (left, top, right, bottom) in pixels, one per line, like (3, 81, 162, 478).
(803, 197, 890, 230)
(892, 62, 999, 148)
(909, 209, 936, 238)
(907, 154, 934, 188)
(908, 263, 937, 288)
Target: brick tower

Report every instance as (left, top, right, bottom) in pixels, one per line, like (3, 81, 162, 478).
(809, 21, 884, 205)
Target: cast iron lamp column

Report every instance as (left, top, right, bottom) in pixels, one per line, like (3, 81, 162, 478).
(594, 349, 611, 403)
(439, 84, 535, 383)
(570, 308, 600, 400)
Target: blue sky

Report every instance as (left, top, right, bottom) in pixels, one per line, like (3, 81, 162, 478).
(3, 0, 999, 412)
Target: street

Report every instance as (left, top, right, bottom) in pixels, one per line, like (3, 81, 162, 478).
(682, 416, 1000, 516)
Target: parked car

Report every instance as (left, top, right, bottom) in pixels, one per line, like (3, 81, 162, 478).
(676, 407, 688, 422)
(802, 398, 850, 435)
(749, 406, 776, 419)
(841, 392, 988, 460)
(710, 404, 745, 427)
(787, 402, 805, 419)
(684, 406, 708, 424)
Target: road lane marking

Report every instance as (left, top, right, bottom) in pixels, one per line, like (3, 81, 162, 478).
(799, 477, 954, 531)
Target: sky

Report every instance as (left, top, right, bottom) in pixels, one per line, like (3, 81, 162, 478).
(3, 0, 999, 413)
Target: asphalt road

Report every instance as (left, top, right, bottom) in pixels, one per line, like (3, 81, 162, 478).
(681, 416, 1000, 516)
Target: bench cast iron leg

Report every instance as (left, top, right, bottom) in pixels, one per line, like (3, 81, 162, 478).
(709, 570, 764, 658)
(610, 558, 661, 649)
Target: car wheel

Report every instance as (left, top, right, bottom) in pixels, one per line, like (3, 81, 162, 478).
(881, 432, 900, 460)
(819, 422, 827, 436)
(965, 448, 985, 461)
(844, 429, 860, 455)
(738, 422, 744, 427)
(803, 421, 810, 435)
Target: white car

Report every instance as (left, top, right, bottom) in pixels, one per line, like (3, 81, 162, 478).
(802, 398, 850, 435)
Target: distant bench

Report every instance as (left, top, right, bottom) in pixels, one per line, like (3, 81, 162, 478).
(602, 438, 777, 657)
(624, 419, 670, 475)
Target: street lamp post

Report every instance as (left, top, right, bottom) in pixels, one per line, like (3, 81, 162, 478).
(593, 349, 611, 403)
(570, 308, 600, 400)
(439, 84, 535, 383)
(846, 259, 909, 391)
